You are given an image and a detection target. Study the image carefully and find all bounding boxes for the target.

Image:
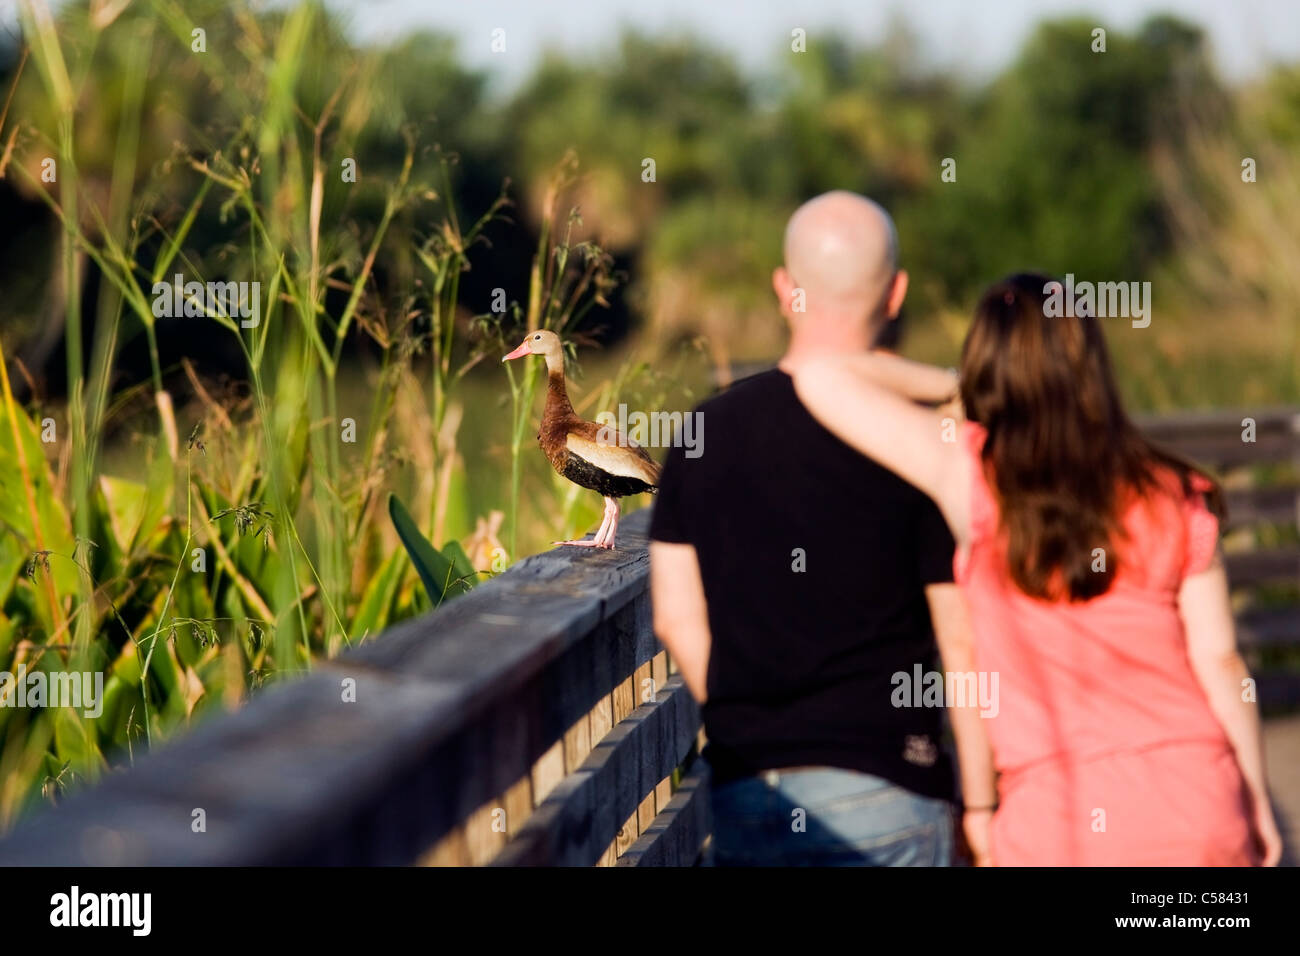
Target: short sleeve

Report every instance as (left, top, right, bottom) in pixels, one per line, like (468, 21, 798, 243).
(915, 497, 956, 585)
(1181, 475, 1220, 579)
(648, 439, 692, 544)
(960, 421, 998, 541)
(953, 421, 998, 583)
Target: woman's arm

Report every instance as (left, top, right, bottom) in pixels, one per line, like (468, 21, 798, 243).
(831, 351, 960, 405)
(792, 355, 971, 545)
(926, 583, 997, 865)
(1179, 553, 1283, 865)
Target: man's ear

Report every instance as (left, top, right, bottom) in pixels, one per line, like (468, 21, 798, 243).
(886, 269, 909, 318)
(773, 267, 794, 321)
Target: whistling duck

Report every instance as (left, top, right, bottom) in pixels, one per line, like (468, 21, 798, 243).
(502, 330, 660, 549)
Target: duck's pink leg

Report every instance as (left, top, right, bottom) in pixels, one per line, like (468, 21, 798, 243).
(601, 500, 621, 549)
(554, 497, 615, 548)
(593, 497, 619, 548)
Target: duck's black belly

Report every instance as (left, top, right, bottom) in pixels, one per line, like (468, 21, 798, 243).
(560, 451, 654, 498)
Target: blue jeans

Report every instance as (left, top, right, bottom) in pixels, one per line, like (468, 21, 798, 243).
(709, 766, 955, 866)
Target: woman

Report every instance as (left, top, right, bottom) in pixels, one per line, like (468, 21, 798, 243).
(792, 272, 1282, 866)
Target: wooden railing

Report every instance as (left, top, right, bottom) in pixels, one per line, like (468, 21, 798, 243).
(0, 509, 708, 866)
(0, 408, 1295, 866)
(1139, 407, 1300, 710)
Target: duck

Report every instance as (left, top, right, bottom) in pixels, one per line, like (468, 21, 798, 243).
(502, 330, 660, 549)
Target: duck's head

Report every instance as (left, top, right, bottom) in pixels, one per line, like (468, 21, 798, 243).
(503, 329, 564, 368)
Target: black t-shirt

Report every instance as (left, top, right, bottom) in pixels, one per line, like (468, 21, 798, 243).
(649, 368, 956, 799)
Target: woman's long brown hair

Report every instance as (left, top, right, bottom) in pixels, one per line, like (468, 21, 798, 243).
(959, 273, 1223, 602)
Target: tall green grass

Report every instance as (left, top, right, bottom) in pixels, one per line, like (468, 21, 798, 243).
(0, 0, 681, 829)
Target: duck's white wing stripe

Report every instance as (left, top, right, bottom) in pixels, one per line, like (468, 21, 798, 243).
(566, 432, 658, 485)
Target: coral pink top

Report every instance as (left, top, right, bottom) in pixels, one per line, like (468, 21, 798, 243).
(955, 422, 1256, 866)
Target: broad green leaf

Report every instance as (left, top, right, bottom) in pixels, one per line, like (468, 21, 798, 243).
(440, 540, 478, 596)
(0, 397, 78, 608)
(98, 475, 147, 557)
(351, 547, 405, 640)
(51, 706, 101, 784)
(388, 493, 459, 609)
(135, 448, 176, 556)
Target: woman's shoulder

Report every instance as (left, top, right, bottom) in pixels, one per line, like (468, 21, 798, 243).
(959, 419, 988, 451)
(1123, 465, 1221, 586)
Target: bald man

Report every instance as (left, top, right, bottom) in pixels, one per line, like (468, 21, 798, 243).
(649, 192, 969, 866)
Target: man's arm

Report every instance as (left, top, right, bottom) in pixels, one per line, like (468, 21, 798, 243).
(649, 541, 711, 703)
(926, 583, 997, 865)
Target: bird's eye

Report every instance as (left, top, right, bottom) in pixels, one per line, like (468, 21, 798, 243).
(533, 334, 542, 341)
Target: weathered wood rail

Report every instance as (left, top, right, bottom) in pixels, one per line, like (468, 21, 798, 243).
(1138, 407, 1300, 711)
(0, 407, 1295, 867)
(0, 509, 708, 866)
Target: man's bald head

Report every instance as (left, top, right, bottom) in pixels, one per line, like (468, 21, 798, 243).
(781, 191, 899, 319)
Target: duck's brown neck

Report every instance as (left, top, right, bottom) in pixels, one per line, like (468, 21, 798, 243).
(543, 366, 576, 423)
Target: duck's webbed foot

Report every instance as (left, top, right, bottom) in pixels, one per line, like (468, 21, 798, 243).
(553, 497, 619, 550)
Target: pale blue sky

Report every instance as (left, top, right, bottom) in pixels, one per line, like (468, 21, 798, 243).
(3, 1, 1296, 85)
(329, 0, 1300, 89)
